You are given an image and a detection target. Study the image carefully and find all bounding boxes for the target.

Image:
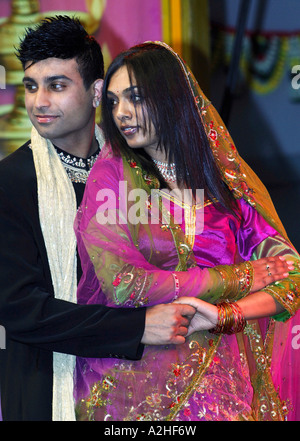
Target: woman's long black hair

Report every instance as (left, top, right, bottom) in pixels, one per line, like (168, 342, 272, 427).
(101, 42, 238, 214)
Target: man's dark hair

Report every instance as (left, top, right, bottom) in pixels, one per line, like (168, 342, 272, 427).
(16, 15, 104, 89)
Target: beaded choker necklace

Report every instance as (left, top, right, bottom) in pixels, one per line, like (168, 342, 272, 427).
(153, 159, 177, 182)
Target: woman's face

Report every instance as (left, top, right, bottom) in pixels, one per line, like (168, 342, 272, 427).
(107, 66, 164, 160)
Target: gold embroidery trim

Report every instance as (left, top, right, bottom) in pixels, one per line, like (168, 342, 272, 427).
(159, 190, 216, 248)
(165, 334, 222, 421)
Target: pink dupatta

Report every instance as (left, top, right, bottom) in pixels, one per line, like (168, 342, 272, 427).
(74, 43, 300, 421)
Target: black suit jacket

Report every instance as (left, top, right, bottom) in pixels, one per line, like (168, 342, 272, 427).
(0, 143, 145, 420)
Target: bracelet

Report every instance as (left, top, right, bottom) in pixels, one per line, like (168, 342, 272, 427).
(171, 273, 180, 301)
(214, 261, 253, 300)
(234, 261, 254, 296)
(210, 301, 246, 335)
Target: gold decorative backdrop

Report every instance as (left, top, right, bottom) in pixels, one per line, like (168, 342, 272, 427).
(0, 0, 210, 156)
(0, 0, 106, 155)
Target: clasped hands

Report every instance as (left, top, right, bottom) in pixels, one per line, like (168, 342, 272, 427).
(176, 255, 294, 338)
(142, 256, 294, 345)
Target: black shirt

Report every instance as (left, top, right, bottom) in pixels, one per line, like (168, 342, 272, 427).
(54, 145, 100, 281)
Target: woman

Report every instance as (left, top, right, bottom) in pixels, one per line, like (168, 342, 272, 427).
(74, 42, 300, 421)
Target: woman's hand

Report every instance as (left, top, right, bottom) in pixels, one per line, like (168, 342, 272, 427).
(174, 297, 218, 335)
(173, 257, 294, 336)
(250, 256, 294, 293)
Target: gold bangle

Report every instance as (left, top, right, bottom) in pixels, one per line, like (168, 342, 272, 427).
(233, 261, 253, 296)
(214, 261, 254, 300)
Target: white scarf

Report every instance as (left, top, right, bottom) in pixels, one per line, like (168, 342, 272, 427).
(31, 125, 104, 421)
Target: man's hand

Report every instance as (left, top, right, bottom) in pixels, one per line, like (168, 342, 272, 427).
(141, 303, 196, 345)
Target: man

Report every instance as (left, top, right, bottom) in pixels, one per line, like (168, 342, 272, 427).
(0, 16, 195, 421)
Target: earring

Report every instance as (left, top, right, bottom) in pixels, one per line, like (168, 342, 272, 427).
(94, 98, 100, 107)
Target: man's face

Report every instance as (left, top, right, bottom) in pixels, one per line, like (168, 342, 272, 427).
(23, 57, 95, 150)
